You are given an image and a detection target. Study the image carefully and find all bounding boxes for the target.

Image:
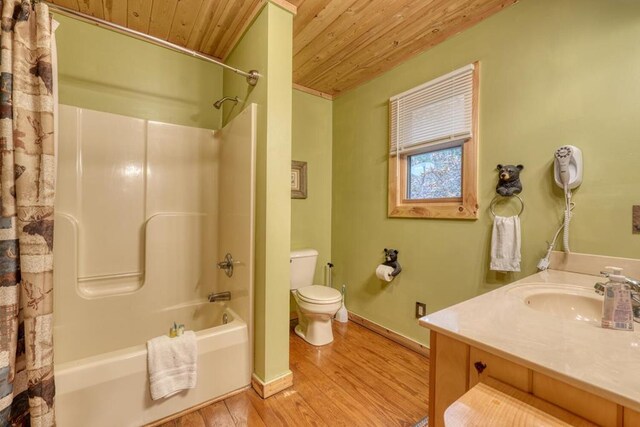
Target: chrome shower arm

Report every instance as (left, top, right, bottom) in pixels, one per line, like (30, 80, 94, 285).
(213, 96, 240, 109)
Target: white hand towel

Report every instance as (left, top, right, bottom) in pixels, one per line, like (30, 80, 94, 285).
(490, 215, 521, 272)
(147, 331, 197, 400)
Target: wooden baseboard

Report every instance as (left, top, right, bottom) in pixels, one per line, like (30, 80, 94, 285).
(289, 311, 298, 328)
(251, 371, 293, 399)
(145, 386, 250, 426)
(348, 312, 430, 358)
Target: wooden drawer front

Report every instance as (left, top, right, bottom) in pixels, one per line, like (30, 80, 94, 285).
(532, 372, 618, 427)
(624, 408, 640, 427)
(468, 347, 530, 392)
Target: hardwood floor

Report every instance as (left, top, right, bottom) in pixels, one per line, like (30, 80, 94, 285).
(159, 321, 430, 426)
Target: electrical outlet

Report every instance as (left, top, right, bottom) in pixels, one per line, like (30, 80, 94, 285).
(415, 302, 426, 318)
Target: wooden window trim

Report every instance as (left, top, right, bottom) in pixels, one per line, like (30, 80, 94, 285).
(388, 62, 479, 220)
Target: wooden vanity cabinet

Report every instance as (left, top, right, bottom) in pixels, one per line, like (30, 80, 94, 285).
(429, 331, 636, 427)
(624, 408, 640, 426)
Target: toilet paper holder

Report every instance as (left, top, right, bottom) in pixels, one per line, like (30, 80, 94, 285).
(379, 248, 402, 280)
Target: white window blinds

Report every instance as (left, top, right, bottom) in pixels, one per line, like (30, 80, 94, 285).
(390, 63, 475, 155)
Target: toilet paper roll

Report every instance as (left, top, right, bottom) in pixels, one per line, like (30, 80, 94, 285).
(376, 264, 395, 282)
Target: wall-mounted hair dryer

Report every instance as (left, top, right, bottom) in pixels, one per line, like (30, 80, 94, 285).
(538, 145, 584, 270)
(554, 145, 583, 190)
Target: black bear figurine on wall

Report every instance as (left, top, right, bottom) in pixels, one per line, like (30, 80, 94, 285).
(383, 248, 402, 277)
(496, 164, 524, 196)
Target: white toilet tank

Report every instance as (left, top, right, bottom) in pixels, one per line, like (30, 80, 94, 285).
(290, 249, 318, 290)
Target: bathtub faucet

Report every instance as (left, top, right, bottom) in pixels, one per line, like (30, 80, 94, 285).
(208, 291, 231, 302)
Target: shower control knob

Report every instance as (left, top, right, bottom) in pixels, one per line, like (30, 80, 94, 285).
(217, 253, 240, 278)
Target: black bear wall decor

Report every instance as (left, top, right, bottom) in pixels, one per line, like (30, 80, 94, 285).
(496, 164, 524, 196)
(383, 248, 402, 277)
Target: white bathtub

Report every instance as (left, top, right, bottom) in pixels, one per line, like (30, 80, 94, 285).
(54, 307, 251, 427)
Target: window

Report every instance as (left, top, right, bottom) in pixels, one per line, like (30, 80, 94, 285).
(407, 145, 462, 200)
(388, 63, 479, 219)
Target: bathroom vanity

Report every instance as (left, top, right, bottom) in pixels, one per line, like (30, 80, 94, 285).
(420, 252, 640, 427)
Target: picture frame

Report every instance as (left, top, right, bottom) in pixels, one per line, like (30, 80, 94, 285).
(291, 161, 307, 199)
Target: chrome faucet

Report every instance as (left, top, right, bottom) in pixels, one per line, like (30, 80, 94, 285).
(208, 291, 231, 302)
(595, 270, 640, 323)
(598, 270, 640, 290)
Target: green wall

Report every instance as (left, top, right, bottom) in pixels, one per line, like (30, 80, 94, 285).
(224, 3, 294, 383)
(55, 15, 222, 129)
(332, 0, 640, 346)
(292, 89, 333, 285)
(57, 3, 294, 384)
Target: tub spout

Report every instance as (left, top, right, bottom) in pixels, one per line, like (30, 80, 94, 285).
(209, 291, 231, 302)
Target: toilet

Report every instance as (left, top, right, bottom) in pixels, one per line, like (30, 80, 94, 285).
(291, 249, 342, 346)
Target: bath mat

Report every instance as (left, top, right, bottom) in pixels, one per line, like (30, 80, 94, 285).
(414, 416, 429, 427)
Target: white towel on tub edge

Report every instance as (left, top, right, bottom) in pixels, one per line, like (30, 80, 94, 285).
(147, 331, 197, 400)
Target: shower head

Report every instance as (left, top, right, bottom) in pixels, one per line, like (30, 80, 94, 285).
(213, 96, 240, 109)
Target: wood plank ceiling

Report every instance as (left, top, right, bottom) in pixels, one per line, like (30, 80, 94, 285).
(51, 0, 264, 60)
(50, 0, 518, 98)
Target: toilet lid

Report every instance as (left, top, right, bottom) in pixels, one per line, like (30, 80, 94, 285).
(297, 285, 342, 304)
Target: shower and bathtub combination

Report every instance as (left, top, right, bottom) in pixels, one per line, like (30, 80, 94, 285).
(52, 103, 257, 426)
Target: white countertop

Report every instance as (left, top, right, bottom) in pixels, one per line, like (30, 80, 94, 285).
(419, 269, 640, 411)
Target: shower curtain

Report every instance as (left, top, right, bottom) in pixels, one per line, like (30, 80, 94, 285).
(0, 1, 56, 425)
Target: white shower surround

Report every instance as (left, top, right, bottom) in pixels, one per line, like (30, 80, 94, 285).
(53, 104, 257, 426)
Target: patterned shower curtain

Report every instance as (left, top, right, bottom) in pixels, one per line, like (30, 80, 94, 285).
(0, 1, 56, 425)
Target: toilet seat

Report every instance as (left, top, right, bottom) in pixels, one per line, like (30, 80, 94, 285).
(296, 285, 341, 304)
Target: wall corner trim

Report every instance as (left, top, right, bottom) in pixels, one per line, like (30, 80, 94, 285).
(293, 83, 334, 100)
(251, 371, 294, 399)
(267, 0, 297, 15)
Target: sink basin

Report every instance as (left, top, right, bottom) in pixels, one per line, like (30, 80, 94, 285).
(507, 283, 603, 324)
(524, 292, 602, 323)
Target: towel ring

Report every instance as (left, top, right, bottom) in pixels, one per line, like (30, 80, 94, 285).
(490, 194, 524, 218)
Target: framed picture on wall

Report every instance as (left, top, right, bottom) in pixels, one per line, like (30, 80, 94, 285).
(291, 161, 307, 199)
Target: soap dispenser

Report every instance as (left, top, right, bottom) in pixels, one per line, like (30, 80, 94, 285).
(601, 267, 634, 331)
